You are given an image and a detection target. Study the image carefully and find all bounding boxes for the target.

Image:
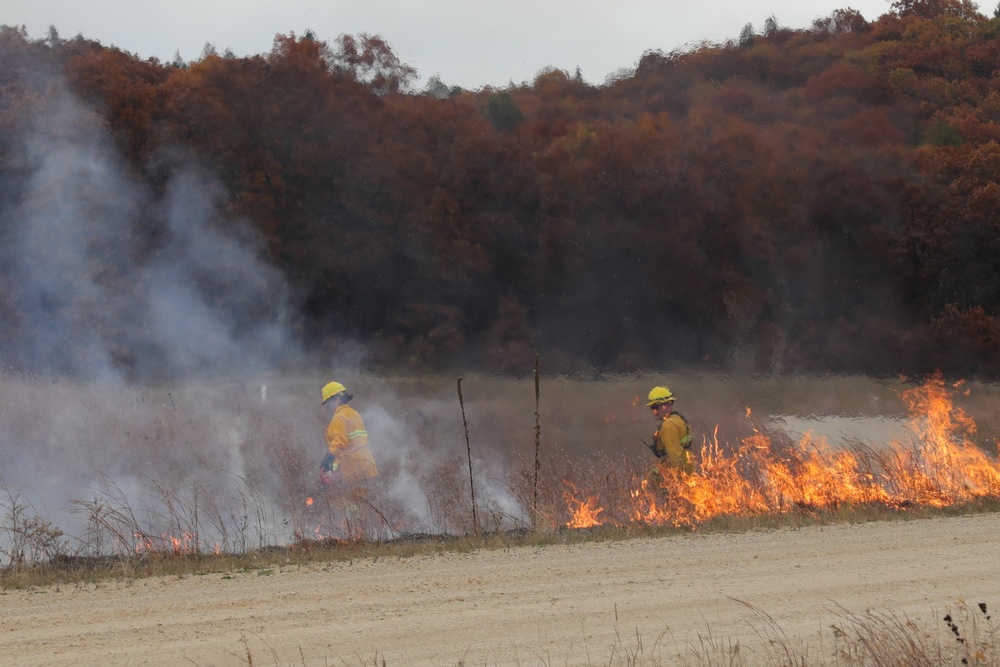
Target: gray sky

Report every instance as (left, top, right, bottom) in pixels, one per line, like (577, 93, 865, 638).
(8, 0, 895, 89)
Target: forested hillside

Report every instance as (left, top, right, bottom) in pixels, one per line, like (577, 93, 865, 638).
(2, 0, 1000, 378)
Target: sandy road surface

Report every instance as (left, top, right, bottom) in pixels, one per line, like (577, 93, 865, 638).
(3, 513, 999, 667)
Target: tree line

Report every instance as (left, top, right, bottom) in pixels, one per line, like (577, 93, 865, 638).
(2, 0, 1000, 379)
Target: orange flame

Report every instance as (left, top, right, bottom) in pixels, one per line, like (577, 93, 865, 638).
(564, 373, 1000, 529)
(131, 531, 200, 555)
(306, 496, 314, 506)
(564, 482, 604, 528)
(168, 533, 198, 554)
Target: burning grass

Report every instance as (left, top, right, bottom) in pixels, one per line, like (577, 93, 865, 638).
(562, 373, 1000, 530)
(3, 498, 999, 591)
(2, 370, 1000, 589)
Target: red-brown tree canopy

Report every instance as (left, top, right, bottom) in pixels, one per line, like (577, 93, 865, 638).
(2, 9, 1000, 379)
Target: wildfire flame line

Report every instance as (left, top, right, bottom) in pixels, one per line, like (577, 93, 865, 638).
(130, 531, 213, 555)
(566, 373, 1000, 529)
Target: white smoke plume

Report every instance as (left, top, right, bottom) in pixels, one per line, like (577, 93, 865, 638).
(3, 84, 293, 381)
(0, 74, 529, 556)
(0, 75, 309, 549)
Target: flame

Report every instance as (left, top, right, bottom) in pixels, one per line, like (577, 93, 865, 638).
(131, 531, 201, 555)
(892, 374, 998, 505)
(305, 496, 314, 506)
(563, 373, 1000, 529)
(169, 533, 199, 554)
(133, 533, 157, 554)
(564, 482, 604, 528)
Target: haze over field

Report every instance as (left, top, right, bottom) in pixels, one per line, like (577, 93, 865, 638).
(0, 79, 474, 544)
(2, 83, 293, 382)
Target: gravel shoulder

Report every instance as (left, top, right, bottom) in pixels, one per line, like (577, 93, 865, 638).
(3, 513, 999, 666)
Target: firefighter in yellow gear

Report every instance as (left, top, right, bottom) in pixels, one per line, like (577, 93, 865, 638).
(646, 386, 694, 474)
(319, 381, 379, 486)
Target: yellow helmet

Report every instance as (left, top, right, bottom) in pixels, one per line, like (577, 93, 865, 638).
(646, 386, 676, 407)
(321, 381, 347, 404)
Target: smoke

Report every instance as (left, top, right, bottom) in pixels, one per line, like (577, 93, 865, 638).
(0, 72, 311, 547)
(0, 72, 529, 552)
(2, 84, 295, 382)
(358, 381, 529, 534)
(5, 87, 132, 380)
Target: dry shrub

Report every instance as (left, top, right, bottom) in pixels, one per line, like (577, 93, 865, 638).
(0, 486, 70, 570)
(727, 598, 1000, 667)
(830, 600, 999, 667)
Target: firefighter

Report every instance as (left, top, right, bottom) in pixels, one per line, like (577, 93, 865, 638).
(646, 385, 695, 474)
(319, 381, 379, 487)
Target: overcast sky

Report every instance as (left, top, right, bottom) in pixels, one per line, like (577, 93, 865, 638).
(8, 0, 897, 89)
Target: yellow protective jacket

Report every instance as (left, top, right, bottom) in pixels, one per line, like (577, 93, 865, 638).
(325, 404, 379, 484)
(653, 411, 694, 474)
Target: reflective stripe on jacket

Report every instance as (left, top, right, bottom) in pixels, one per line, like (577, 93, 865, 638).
(326, 404, 378, 483)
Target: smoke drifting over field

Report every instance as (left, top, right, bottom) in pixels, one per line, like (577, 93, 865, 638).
(0, 75, 527, 551)
(0, 78, 299, 545)
(2, 84, 292, 382)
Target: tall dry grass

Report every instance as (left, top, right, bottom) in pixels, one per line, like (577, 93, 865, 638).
(1, 368, 999, 575)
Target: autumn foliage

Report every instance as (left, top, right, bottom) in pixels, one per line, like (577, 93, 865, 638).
(3, 4, 1000, 377)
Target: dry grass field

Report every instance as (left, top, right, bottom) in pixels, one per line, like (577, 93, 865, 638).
(2, 369, 1000, 556)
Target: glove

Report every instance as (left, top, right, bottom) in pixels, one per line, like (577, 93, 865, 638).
(644, 439, 664, 459)
(320, 452, 338, 472)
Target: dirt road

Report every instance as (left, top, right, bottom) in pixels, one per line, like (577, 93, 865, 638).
(3, 513, 999, 666)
